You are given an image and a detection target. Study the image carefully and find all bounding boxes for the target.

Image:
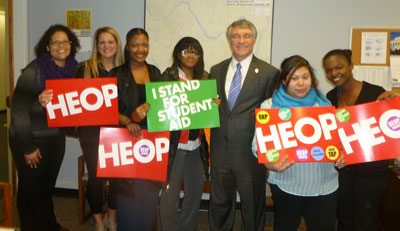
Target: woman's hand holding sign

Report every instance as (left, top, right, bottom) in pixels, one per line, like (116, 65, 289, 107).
(39, 89, 53, 107)
(213, 97, 221, 106)
(377, 91, 397, 101)
(125, 120, 142, 140)
(119, 114, 142, 140)
(132, 102, 150, 122)
(264, 155, 294, 172)
(335, 148, 346, 169)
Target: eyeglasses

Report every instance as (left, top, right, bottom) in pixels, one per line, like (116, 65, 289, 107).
(50, 40, 72, 47)
(181, 50, 200, 57)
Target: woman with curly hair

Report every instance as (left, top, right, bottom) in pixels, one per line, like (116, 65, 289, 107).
(9, 24, 80, 231)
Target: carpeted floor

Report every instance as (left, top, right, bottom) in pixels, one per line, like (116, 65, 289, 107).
(7, 188, 276, 231)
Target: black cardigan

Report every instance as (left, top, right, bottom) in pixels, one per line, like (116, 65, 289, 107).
(9, 62, 64, 155)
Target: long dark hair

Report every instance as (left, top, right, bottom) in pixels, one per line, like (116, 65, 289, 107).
(124, 28, 149, 63)
(271, 55, 320, 94)
(34, 24, 80, 57)
(171, 37, 205, 79)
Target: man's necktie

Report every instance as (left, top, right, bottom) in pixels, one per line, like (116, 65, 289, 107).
(228, 62, 242, 111)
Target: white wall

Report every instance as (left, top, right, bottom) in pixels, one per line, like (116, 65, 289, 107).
(16, 0, 400, 189)
(271, 0, 400, 94)
(0, 10, 6, 110)
(27, 0, 145, 62)
(13, 0, 28, 85)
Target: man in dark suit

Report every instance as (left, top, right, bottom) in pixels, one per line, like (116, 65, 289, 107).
(209, 19, 279, 230)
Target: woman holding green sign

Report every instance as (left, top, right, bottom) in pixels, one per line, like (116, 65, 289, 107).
(111, 28, 162, 231)
(159, 37, 210, 231)
(252, 55, 342, 231)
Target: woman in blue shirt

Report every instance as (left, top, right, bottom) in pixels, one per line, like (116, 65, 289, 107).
(253, 55, 344, 231)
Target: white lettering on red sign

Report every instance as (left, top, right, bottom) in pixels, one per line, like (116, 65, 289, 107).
(256, 113, 337, 153)
(47, 84, 117, 119)
(339, 109, 400, 154)
(98, 138, 169, 168)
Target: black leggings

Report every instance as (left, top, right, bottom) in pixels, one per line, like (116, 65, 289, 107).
(80, 141, 117, 214)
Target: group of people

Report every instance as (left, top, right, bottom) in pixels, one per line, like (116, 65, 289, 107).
(9, 18, 395, 231)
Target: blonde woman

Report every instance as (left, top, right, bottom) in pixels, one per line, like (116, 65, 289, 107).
(75, 27, 124, 231)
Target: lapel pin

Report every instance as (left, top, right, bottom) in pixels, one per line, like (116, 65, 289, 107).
(255, 68, 259, 74)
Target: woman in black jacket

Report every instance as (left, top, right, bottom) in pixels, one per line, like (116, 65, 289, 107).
(159, 37, 210, 231)
(75, 27, 124, 231)
(9, 24, 80, 231)
(111, 28, 162, 231)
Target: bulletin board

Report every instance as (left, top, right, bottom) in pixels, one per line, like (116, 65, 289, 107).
(350, 27, 400, 92)
(350, 28, 400, 66)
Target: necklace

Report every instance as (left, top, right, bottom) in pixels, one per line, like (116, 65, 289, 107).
(338, 85, 361, 107)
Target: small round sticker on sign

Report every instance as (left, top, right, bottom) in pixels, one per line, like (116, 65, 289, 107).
(139, 144, 151, 157)
(266, 149, 280, 162)
(278, 108, 292, 120)
(336, 109, 350, 123)
(326, 145, 339, 160)
(296, 147, 309, 161)
(311, 146, 324, 161)
(257, 110, 270, 124)
(387, 116, 400, 131)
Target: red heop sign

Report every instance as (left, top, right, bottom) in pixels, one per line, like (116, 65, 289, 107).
(45, 78, 118, 127)
(256, 106, 341, 163)
(97, 127, 170, 182)
(335, 97, 400, 165)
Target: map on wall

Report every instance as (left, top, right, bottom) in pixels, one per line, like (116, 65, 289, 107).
(145, 0, 274, 72)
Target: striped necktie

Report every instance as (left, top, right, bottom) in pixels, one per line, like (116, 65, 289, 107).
(228, 63, 242, 111)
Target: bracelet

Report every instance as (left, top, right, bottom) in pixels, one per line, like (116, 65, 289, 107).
(124, 118, 132, 127)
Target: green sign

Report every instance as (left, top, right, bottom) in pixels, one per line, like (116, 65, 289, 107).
(146, 80, 220, 132)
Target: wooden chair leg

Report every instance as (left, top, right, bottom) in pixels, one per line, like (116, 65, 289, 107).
(78, 155, 86, 224)
(152, 210, 157, 231)
(78, 181, 85, 224)
(0, 182, 12, 227)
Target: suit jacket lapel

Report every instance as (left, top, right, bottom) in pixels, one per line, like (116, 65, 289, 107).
(240, 57, 259, 95)
(219, 60, 230, 112)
